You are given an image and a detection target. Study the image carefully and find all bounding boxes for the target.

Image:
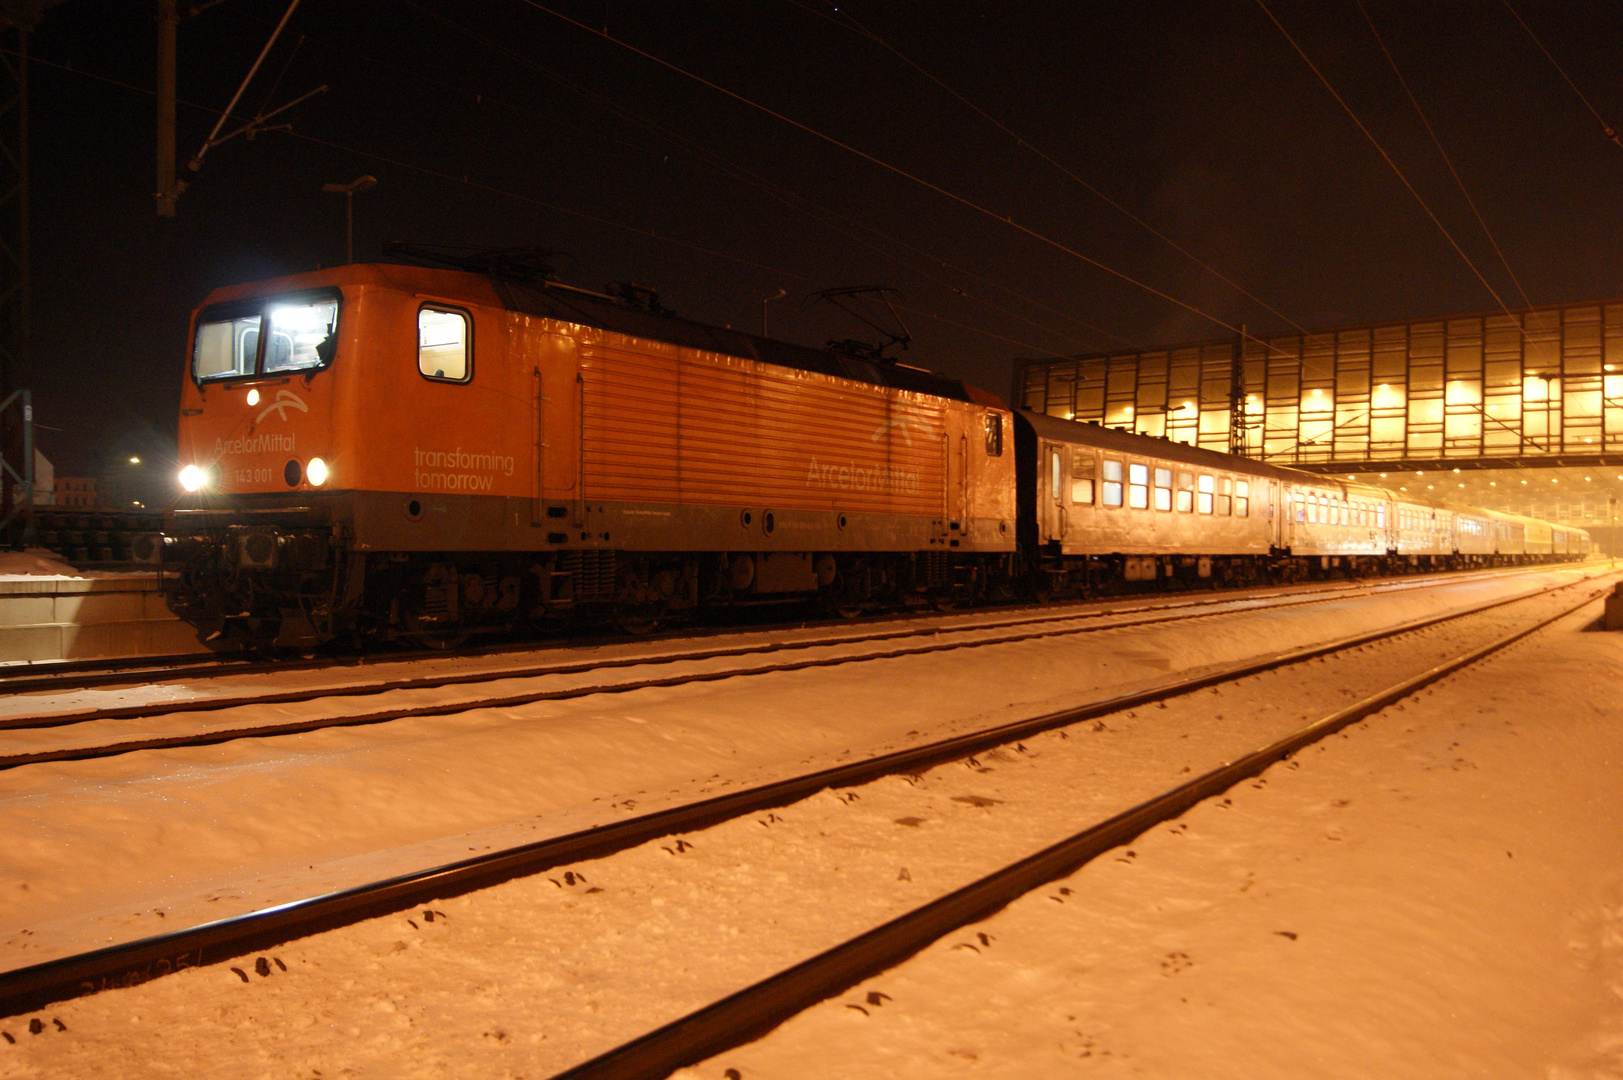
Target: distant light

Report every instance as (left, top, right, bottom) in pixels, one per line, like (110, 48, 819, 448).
(1521, 480, 1528, 485)
(1416, 471, 1424, 476)
(1458, 483, 1464, 488)
(247, 389, 261, 407)
(128, 456, 140, 464)
(307, 457, 329, 487)
(1428, 485, 1434, 489)
(1311, 389, 1322, 395)
(1490, 482, 1497, 487)
(1452, 468, 1460, 473)
(1379, 472, 1387, 478)
(1586, 477, 1593, 481)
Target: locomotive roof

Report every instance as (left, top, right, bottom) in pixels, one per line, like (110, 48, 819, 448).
(486, 277, 985, 403)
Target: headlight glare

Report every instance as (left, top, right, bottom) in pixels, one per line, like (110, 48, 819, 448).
(307, 457, 329, 487)
(179, 464, 206, 492)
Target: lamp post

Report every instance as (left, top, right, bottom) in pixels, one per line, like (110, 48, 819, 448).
(761, 288, 786, 338)
(321, 175, 377, 265)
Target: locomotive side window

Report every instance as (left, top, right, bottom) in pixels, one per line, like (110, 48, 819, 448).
(1235, 480, 1250, 516)
(1197, 474, 1214, 514)
(419, 306, 472, 382)
(264, 298, 339, 373)
(1177, 471, 1194, 512)
(1153, 468, 1172, 511)
(1102, 459, 1124, 507)
(985, 413, 1003, 456)
(1128, 463, 1149, 509)
(1071, 452, 1096, 504)
(1217, 477, 1232, 516)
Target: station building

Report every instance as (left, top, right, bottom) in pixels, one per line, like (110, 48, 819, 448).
(1014, 298, 1623, 554)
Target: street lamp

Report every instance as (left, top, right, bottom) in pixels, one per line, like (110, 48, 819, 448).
(321, 174, 377, 265)
(761, 288, 787, 337)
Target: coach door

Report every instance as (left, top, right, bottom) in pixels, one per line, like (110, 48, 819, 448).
(1041, 442, 1067, 543)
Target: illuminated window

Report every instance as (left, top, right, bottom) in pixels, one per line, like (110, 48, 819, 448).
(1217, 476, 1232, 516)
(1102, 459, 1124, 507)
(419, 306, 471, 382)
(1235, 479, 1250, 517)
(1153, 467, 1173, 511)
(265, 298, 339, 373)
(1050, 450, 1063, 500)
(985, 413, 1003, 456)
(191, 288, 340, 381)
(1128, 463, 1149, 509)
(1307, 494, 1317, 523)
(1294, 491, 1306, 522)
(1197, 474, 1214, 514)
(1177, 471, 1194, 512)
(1071, 450, 1095, 504)
(192, 312, 260, 379)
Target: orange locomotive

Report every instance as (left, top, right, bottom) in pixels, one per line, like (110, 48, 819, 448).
(161, 260, 1018, 644)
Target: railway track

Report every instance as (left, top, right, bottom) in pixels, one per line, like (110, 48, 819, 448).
(0, 565, 1578, 770)
(0, 562, 1572, 699)
(0, 566, 1609, 1025)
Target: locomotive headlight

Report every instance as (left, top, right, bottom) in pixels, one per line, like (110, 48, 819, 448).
(306, 457, 329, 486)
(179, 464, 207, 492)
(246, 388, 260, 406)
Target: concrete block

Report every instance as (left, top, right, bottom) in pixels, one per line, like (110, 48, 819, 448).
(1606, 592, 1623, 632)
(0, 596, 55, 627)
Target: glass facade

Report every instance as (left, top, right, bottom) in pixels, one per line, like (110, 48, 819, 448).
(1014, 302, 1623, 465)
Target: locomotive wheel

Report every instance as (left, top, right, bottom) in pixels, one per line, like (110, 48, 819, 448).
(411, 628, 469, 650)
(616, 608, 661, 635)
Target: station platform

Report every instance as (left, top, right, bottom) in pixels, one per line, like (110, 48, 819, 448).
(0, 572, 199, 663)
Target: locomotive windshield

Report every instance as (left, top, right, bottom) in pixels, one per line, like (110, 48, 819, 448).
(192, 289, 340, 381)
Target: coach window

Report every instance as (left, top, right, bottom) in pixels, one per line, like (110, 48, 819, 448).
(1217, 477, 1232, 515)
(1128, 463, 1150, 509)
(1305, 494, 1316, 523)
(1197, 474, 1214, 514)
(419, 306, 471, 382)
(1153, 468, 1173, 511)
(1177, 471, 1195, 512)
(1050, 449, 1063, 500)
(1071, 452, 1096, 504)
(1295, 492, 1307, 522)
(1102, 459, 1124, 507)
(1235, 480, 1250, 517)
(985, 413, 1003, 456)
(1378, 504, 1387, 528)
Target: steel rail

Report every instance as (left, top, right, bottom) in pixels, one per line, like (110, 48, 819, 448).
(0, 561, 1556, 698)
(0, 566, 1561, 745)
(548, 578, 1611, 1080)
(0, 569, 1572, 770)
(0, 571, 1605, 1019)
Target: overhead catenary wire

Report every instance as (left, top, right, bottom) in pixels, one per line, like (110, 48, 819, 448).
(393, 0, 1127, 353)
(13, 47, 1076, 359)
(799, 0, 1313, 338)
(1254, 0, 1530, 338)
(518, 0, 1299, 359)
(1354, 0, 1546, 330)
(1501, 0, 1623, 150)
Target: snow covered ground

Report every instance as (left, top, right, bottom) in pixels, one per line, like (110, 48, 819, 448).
(689, 585, 1623, 1079)
(0, 566, 1613, 1078)
(0, 569, 1587, 970)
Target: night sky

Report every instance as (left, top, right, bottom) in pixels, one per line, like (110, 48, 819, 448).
(22, 0, 1623, 477)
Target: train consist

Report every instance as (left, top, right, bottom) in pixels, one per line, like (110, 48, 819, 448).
(148, 258, 1591, 647)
